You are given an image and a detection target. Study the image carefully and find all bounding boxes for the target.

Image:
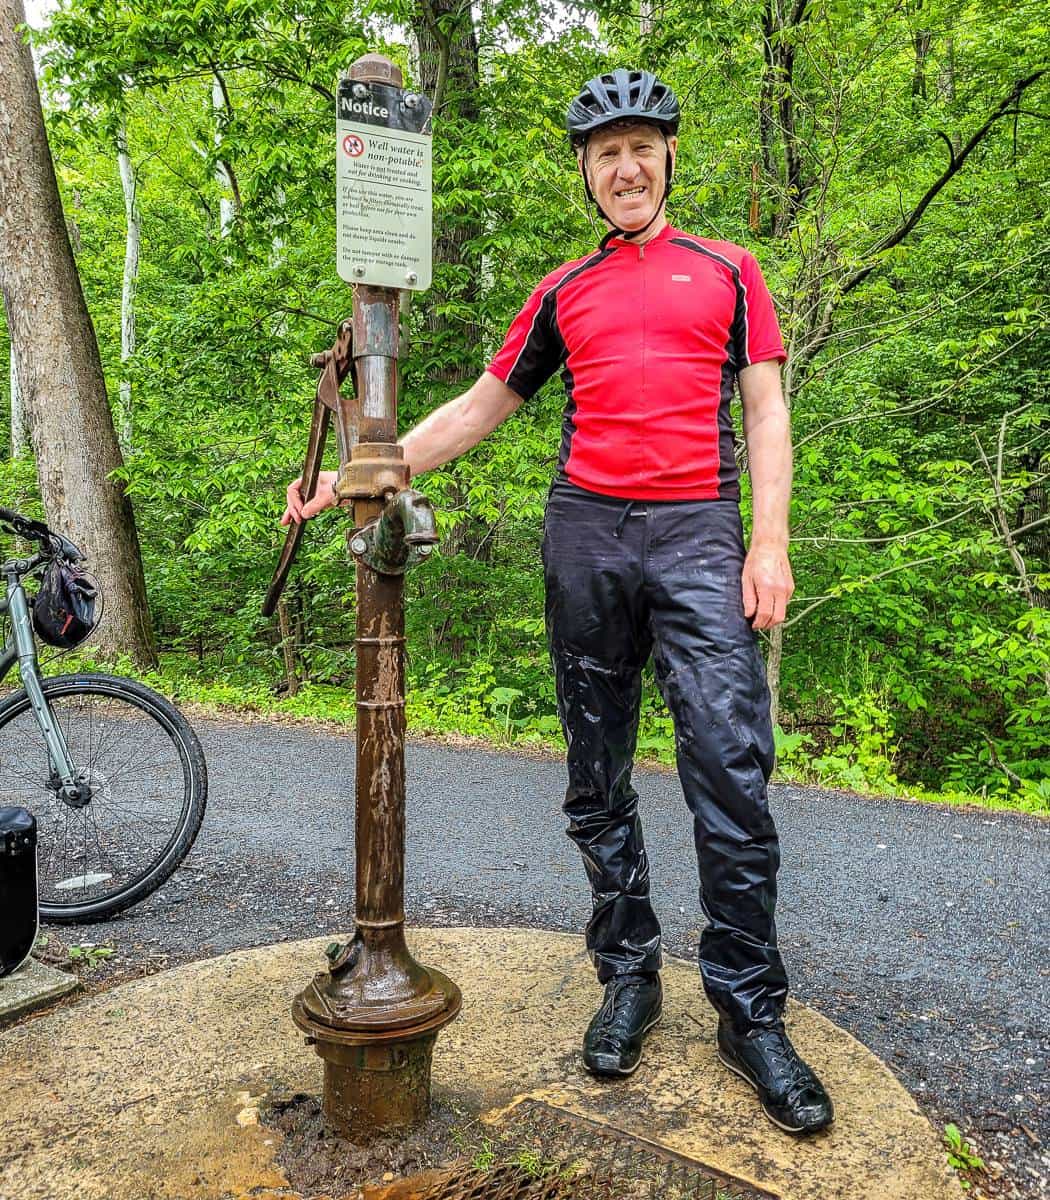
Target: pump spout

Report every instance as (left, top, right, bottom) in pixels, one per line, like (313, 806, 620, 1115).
(348, 488, 438, 576)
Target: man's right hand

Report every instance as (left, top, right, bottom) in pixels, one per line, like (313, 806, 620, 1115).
(281, 470, 338, 526)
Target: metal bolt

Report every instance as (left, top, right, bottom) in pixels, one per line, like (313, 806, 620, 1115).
(353, 266, 365, 278)
(405, 271, 418, 284)
(350, 536, 368, 555)
(417, 544, 433, 557)
(352, 83, 369, 100)
(404, 94, 419, 109)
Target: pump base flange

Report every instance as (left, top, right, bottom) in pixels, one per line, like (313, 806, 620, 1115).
(292, 966, 461, 1142)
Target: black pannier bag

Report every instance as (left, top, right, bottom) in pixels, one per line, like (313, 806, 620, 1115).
(32, 559, 98, 649)
(0, 807, 38, 976)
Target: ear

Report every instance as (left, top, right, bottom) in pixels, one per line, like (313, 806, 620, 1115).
(666, 135, 679, 179)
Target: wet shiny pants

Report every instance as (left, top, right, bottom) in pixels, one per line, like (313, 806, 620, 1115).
(543, 480, 788, 1032)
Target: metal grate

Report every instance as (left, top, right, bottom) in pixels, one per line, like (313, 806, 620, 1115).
(393, 1162, 578, 1198)
(369, 1099, 778, 1200)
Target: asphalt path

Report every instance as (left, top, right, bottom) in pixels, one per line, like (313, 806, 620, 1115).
(44, 717, 1050, 1199)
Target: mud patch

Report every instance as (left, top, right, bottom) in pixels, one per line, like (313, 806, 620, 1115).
(262, 1092, 479, 1197)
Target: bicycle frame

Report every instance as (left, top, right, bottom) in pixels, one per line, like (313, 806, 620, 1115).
(0, 562, 80, 792)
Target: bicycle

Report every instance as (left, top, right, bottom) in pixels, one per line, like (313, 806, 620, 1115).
(0, 507, 207, 923)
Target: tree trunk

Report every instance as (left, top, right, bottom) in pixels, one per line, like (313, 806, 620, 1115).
(211, 73, 238, 236)
(4, 291, 27, 456)
(760, 0, 813, 239)
(938, 36, 963, 158)
(413, 0, 481, 388)
(912, 30, 932, 101)
(413, 0, 484, 627)
(117, 120, 138, 450)
(639, 0, 658, 36)
(0, 0, 157, 666)
(766, 624, 783, 732)
(277, 597, 299, 696)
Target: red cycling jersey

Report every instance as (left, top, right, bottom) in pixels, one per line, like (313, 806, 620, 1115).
(487, 224, 786, 501)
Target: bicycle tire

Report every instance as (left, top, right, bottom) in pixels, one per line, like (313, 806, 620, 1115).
(0, 673, 207, 923)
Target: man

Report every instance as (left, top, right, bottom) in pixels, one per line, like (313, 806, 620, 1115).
(284, 68, 833, 1135)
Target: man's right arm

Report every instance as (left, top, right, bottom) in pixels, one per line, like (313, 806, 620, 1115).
(400, 370, 523, 478)
(281, 370, 523, 525)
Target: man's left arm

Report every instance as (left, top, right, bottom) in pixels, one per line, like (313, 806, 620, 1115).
(739, 359, 794, 630)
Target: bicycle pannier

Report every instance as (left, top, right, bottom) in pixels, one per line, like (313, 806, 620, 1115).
(32, 560, 98, 649)
(0, 807, 38, 977)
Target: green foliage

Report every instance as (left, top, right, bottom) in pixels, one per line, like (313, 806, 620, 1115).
(810, 690, 900, 795)
(67, 943, 115, 970)
(944, 1123, 986, 1191)
(470, 1139, 496, 1172)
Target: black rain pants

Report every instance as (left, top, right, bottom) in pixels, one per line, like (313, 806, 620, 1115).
(543, 478, 788, 1033)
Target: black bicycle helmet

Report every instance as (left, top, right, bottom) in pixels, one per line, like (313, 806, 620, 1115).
(567, 69, 680, 149)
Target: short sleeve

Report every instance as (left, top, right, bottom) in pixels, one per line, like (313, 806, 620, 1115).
(487, 280, 567, 401)
(732, 251, 787, 369)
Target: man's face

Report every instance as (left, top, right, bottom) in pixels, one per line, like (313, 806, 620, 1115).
(578, 122, 678, 232)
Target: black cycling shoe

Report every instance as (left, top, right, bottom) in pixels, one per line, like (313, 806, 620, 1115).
(717, 1020, 834, 1134)
(582, 973, 663, 1077)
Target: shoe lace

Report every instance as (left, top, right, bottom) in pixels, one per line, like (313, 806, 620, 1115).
(749, 1028, 816, 1103)
(596, 979, 648, 1039)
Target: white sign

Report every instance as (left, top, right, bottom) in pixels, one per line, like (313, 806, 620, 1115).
(336, 116, 432, 291)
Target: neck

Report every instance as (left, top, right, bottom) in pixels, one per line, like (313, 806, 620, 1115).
(604, 207, 668, 245)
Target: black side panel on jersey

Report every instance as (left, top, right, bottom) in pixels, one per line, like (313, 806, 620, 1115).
(717, 345, 740, 501)
(504, 249, 613, 400)
(556, 361, 579, 477)
(504, 289, 566, 399)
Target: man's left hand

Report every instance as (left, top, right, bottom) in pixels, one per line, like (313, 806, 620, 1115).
(742, 543, 794, 630)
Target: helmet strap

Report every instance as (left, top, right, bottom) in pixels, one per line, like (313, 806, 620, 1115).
(599, 199, 665, 248)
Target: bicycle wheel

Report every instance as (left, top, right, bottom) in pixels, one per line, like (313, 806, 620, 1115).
(0, 673, 207, 923)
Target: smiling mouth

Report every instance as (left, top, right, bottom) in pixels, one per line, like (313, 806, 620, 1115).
(616, 186, 647, 199)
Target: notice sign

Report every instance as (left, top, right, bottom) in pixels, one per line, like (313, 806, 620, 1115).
(336, 78, 434, 291)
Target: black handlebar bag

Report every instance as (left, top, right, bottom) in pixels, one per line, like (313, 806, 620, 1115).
(0, 807, 38, 976)
(32, 560, 98, 650)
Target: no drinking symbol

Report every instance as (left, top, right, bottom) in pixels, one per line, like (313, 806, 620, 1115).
(342, 134, 365, 158)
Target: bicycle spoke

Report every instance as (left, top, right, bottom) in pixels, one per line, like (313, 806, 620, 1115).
(86, 806, 126, 881)
(0, 761, 50, 790)
(100, 757, 182, 786)
(83, 796, 182, 833)
(83, 701, 137, 766)
(93, 737, 164, 788)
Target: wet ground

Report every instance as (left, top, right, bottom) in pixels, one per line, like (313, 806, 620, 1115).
(264, 1092, 469, 1196)
(28, 715, 1050, 1200)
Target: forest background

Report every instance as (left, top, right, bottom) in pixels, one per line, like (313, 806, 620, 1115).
(1, 0, 1047, 811)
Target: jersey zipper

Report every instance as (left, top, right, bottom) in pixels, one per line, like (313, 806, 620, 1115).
(640, 240, 647, 476)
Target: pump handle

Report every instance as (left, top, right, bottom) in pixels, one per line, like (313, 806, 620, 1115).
(263, 322, 355, 618)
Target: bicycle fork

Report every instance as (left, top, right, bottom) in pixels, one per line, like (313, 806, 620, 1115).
(2, 580, 83, 803)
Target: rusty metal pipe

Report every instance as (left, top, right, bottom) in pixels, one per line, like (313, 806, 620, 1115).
(356, 355, 400, 443)
(355, 562, 405, 928)
(292, 51, 459, 1145)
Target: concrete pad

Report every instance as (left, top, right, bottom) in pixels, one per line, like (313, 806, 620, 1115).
(0, 928, 961, 1200)
(0, 956, 77, 1024)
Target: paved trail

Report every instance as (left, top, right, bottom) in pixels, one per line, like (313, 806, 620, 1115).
(49, 718, 1050, 1198)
